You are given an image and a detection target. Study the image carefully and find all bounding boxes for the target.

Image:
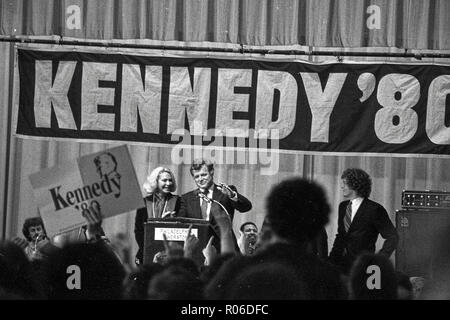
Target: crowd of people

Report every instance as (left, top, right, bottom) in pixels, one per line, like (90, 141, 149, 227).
(1, 159, 446, 300)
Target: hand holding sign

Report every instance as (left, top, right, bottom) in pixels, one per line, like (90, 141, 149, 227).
(82, 200, 103, 241)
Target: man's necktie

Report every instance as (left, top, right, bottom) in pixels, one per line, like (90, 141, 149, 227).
(200, 196, 208, 220)
(344, 200, 352, 232)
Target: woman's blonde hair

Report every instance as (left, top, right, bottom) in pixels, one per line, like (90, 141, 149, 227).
(143, 167, 177, 196)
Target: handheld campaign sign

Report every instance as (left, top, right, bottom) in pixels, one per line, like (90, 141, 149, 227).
(29, 145, 144, 237)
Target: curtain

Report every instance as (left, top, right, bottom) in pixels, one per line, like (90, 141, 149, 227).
(0, 42, 12, 237)
(0, 0, 449, 49)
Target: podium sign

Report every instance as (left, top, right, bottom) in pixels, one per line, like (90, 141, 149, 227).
(143, 218, 212, 266)
(154, 227, 199, 241)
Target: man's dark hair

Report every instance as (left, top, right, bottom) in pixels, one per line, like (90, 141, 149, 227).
(22, 217, 46, 242)
(189, 159, 214, 176)
(240, 221, 257, 233)
(265, 178, 330, 244)
(341, 168, 372, 198)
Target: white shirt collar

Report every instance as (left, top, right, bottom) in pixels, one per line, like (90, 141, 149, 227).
(349, 197, 364, 220)
(200, 187, 213, 198)
(351, 197, 364, 206)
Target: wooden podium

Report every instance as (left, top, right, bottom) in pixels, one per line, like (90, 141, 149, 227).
(143, 217, 212, 266)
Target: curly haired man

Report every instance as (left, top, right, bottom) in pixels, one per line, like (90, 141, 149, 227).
(329, 168, 398, 274)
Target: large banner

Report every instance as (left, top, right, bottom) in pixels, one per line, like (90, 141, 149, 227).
(16, 47, 450, 157)
(29, 145, 144, 237)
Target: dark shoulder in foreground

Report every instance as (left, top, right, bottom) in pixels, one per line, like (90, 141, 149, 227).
(206, 243, 347, 300)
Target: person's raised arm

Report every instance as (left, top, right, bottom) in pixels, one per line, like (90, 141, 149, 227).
(211, 203, 236, 254)
(183, 224, 199, 259)
(82, 201, 105, 242)
(202, 236, 217, 266)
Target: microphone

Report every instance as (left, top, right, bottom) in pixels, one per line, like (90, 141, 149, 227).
(248, 241, 256, 254)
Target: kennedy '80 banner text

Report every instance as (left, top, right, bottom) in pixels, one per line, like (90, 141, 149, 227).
(16, 48, 450, 156)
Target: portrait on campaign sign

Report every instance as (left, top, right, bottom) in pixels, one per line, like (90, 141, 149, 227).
(78, 145, 144, 219)
(29, 145, 144, 237)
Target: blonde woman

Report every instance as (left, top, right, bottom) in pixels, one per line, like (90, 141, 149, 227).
(134, 167, 180, 265)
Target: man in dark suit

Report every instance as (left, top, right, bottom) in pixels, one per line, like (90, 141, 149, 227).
(178, 159, 252, 252)
(329, 168, 399, 274)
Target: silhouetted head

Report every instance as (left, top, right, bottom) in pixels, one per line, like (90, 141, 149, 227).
(147, 266, 204, 300)
(165, 257, 200, 278)
(123, 263, 164, 300)
(0, 241, 44, 299)
(265, 178, 330, 244)
(45, 242, 126, 299)
(349, 253, 397, 300)
(225, 262, 308, 300)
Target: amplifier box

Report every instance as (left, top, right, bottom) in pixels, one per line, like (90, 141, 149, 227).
(401, 190, 450, 210)
(396, 210, 450, 279)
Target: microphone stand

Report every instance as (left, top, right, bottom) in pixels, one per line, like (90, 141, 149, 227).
(198, 192, 231, 217)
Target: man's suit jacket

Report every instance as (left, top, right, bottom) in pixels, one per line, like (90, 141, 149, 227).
(329, 198, 398, 273)
(178, 184, 252, 251)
